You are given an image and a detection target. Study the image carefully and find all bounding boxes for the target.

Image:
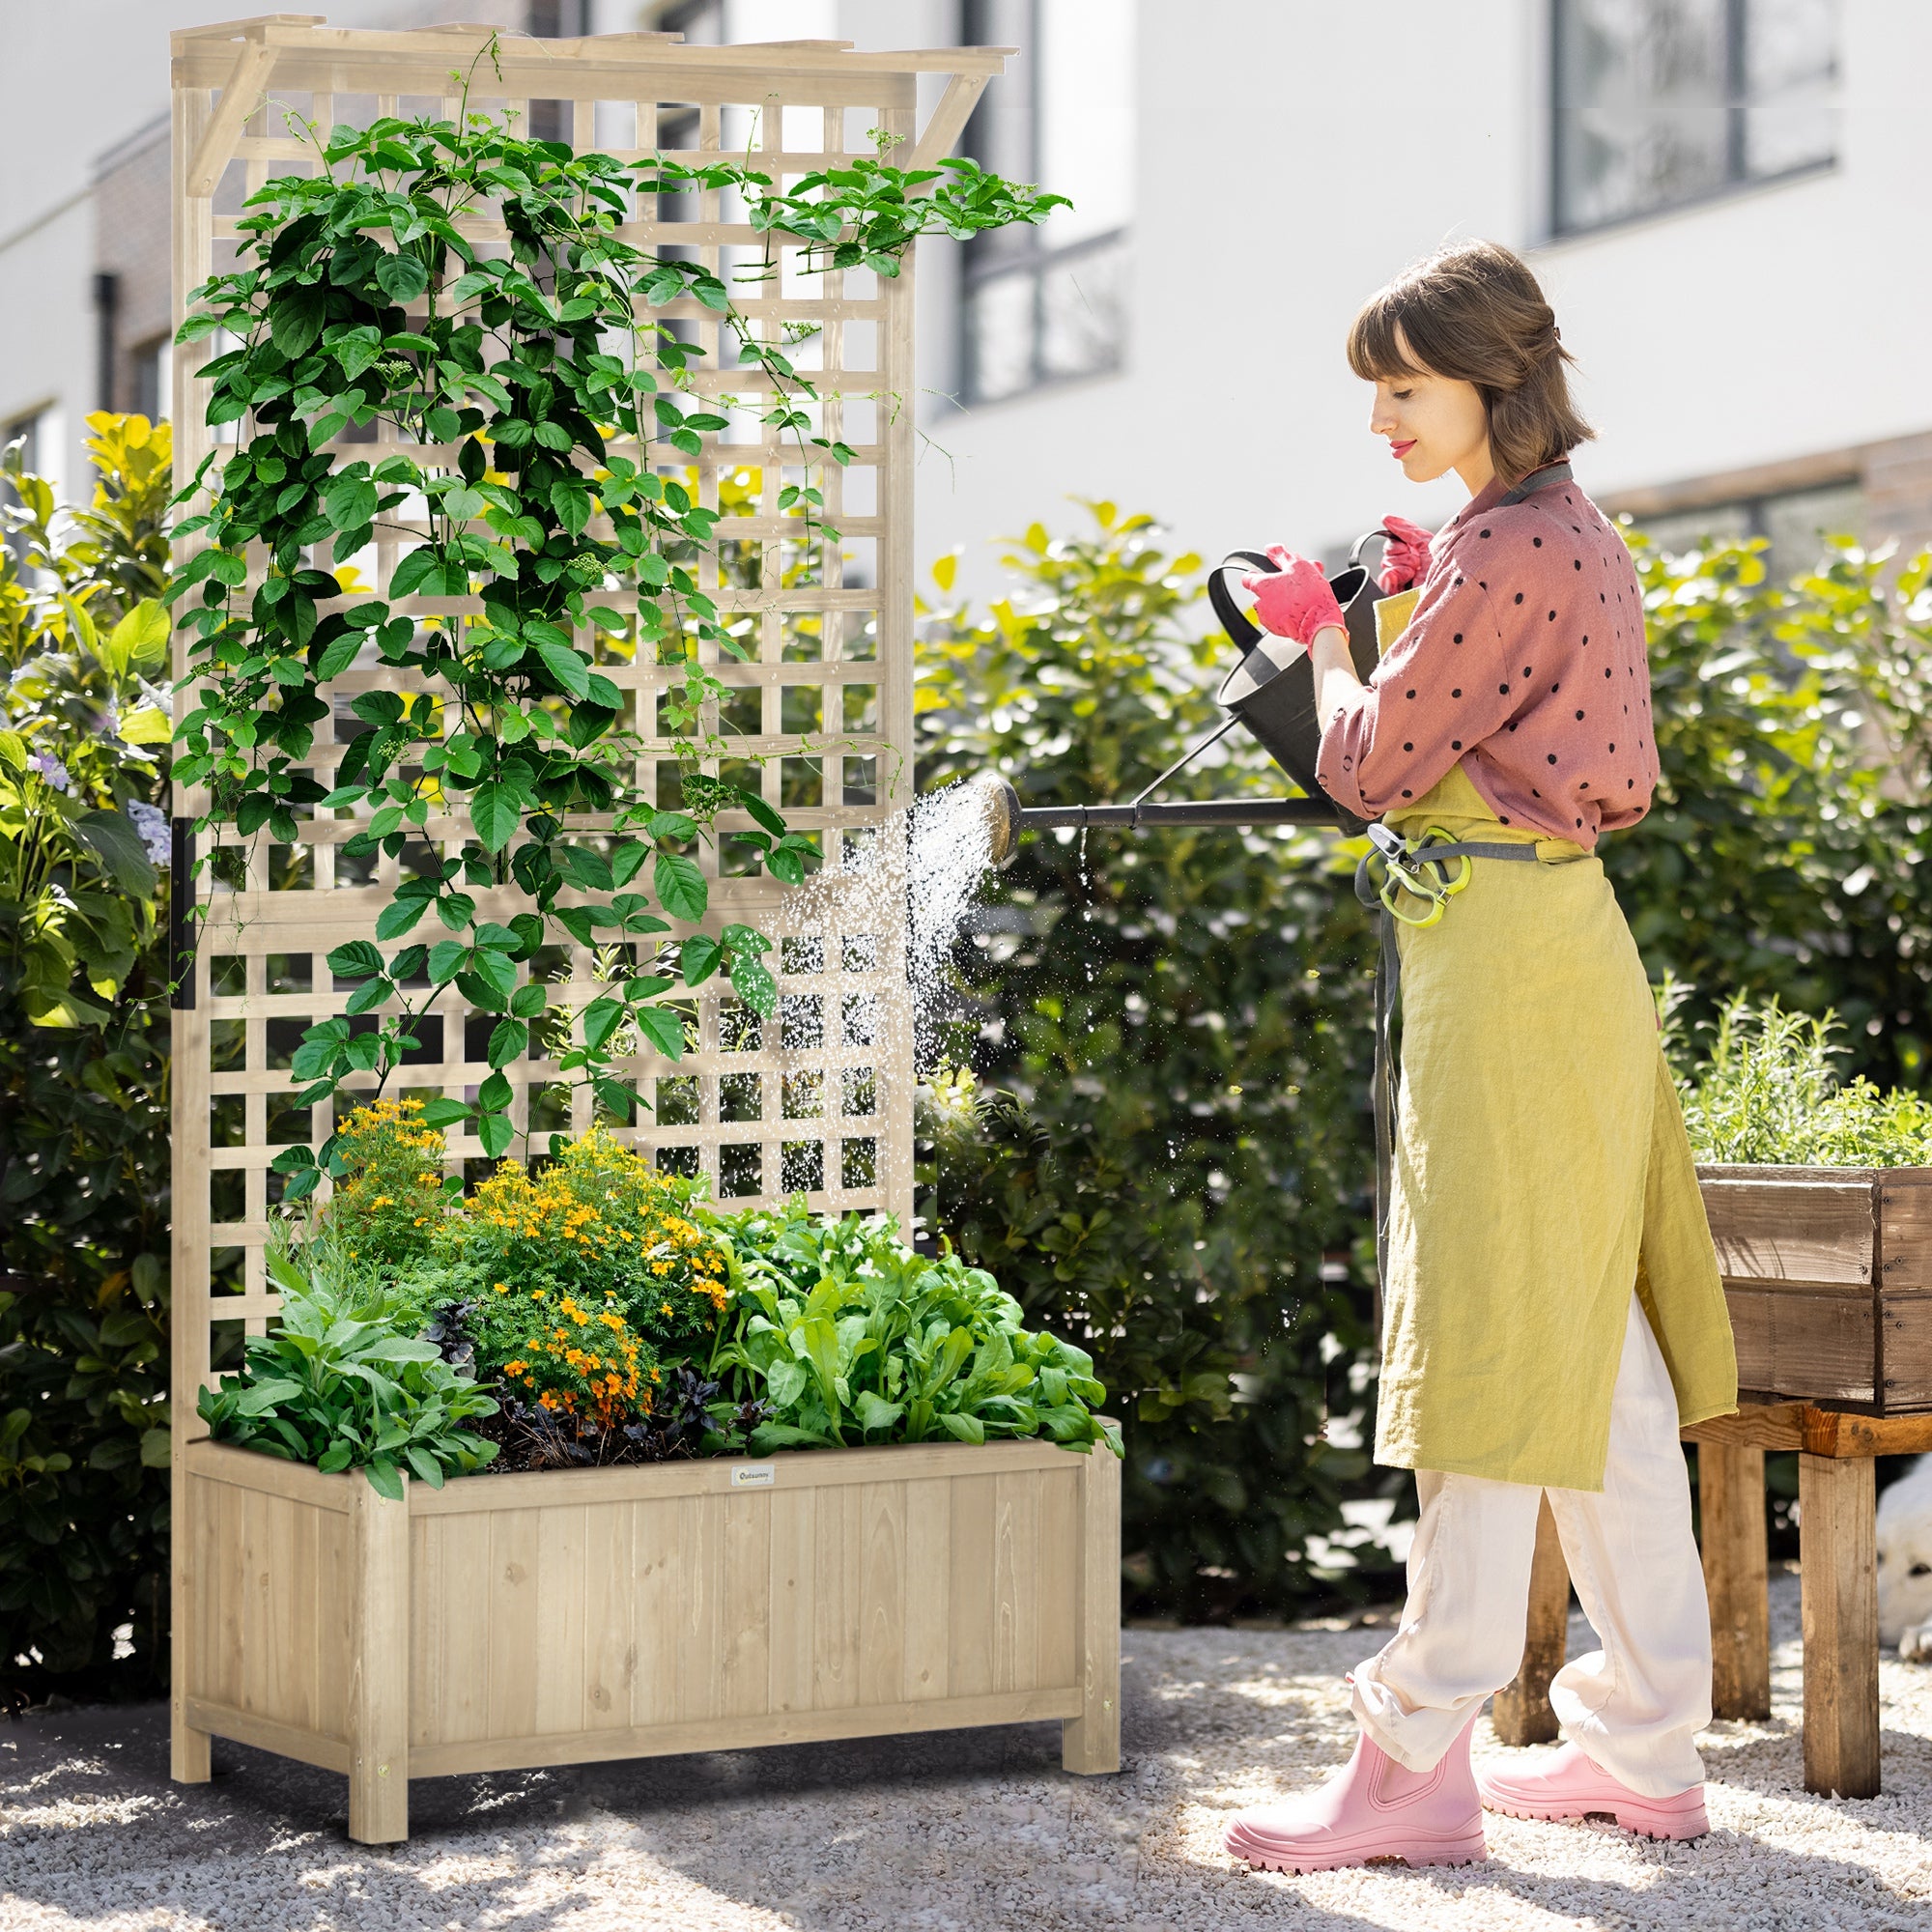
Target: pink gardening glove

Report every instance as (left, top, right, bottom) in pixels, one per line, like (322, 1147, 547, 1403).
(1378, 514, 1435, 593)
(1242, 545, 1346, 646)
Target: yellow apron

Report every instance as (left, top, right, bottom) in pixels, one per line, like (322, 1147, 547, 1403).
(1365, 591, 1737, 1491)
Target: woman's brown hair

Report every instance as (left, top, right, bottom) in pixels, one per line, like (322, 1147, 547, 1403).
(1348, 241, 1594, 487)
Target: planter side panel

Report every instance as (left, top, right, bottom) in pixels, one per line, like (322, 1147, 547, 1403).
(185, 1460, 355, 1748)
(408, 1459, 1086, 1760)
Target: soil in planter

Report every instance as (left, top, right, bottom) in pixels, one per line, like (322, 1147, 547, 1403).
(465, 1367, 771, 1474)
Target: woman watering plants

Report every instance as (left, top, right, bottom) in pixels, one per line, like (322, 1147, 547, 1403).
(1221, 241, 1738, 1876)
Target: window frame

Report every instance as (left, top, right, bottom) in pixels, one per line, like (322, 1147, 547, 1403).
(957, 0, 1130, 407)
(1548, 0, 1839, 241)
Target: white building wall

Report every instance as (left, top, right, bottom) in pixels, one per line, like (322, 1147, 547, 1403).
(845, 0, 1932, 589)
(3, 0, 1925, 577)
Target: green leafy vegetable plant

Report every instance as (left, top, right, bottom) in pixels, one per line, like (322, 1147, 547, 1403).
(196, 1225, 498, 1499)
(708, 1200, 1120, 1457)
(166, 62, 1065, 1185)
(1662, 978, 1932, 1167)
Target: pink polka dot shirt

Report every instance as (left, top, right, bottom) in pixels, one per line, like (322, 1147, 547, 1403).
(1315, 468, 1658, 850)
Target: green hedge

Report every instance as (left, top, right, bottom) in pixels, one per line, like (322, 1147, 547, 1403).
(915, 508, 1932, 1620)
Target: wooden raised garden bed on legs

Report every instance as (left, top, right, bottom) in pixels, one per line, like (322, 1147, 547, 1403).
(180, 1433, 1120, 1844)
(1495, 1163, 1932, 1798)
(166, 23, 1124, 1846)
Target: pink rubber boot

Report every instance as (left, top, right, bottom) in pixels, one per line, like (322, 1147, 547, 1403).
(1478, 1742, 1708, 1841)
(1223, 1714, 1487, 1875)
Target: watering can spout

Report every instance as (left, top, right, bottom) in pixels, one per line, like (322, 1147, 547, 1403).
(964, 770, 1023, 869)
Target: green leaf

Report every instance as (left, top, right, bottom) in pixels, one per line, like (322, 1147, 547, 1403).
(533, 636, 590, 700)
(938, 1412, 986, 1445)
(326, 940, 385, 981)
(476, 1107, 515, 1159)
(375, 252, 430, 303)
(314, 629, 364, 680)
(363, 1458, 407, 1502)
(855, 1391, 904, 1435)
(487, 1016, 528, 1068)
(270, 284, 327, 359)
(416, 1097, 472, 1128)
(632, 1003, 687, 1059)
(470, 781, 522, 853)
(74, 811, 158, 896)
(728, 949, 777, 1017)
(680, 933, 724, 985)
(387, 546, 444, 599)
(654, 851, 707, 923)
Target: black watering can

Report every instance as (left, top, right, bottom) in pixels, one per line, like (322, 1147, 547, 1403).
(974, 527, 1396, 862)
(1206, 530, 1395, 839)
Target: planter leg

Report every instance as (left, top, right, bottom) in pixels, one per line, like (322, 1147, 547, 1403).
(1492, 1494, 1568, 1746)
(1063, 1440, 1121, 1775)
(1800, 1451, 1879, 1799)
(348, 1471, 411, 1844)
(171, 1706, 212, 1783)
(1700, 1442, 1770, 1720)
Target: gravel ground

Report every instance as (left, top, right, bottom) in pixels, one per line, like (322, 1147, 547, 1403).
(3, 1569, 1930, 1932)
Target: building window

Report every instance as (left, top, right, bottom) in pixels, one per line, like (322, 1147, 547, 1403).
(132, 335, 171, 426)
(1634, 476, 1862, 573)
(961, 0, 1134, 405)
(1551, 0, 1838, 236)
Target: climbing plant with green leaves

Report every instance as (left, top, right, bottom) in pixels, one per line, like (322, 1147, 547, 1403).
(167, 87, 1063, 1193)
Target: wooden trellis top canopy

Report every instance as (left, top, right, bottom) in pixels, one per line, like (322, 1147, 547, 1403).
(169, 19, 1013, 1407)
(172, 16, 1014, 193)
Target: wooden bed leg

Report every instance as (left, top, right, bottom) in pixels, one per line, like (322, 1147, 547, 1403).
(348, 1472, 412, 1843)
(1492, 1494, 1569, 1746)
(1700, 1441, 1771, 1719)
(171, 1707, 212, 1783)
(1800, 1451, 1879, 1799)
(1063, 1439, 1121, 1775)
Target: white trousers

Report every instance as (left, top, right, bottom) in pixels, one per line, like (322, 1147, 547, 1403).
(1350, 1293, 1712, 1798)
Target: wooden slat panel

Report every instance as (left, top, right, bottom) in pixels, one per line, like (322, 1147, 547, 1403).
(857, 1482, 905, 1708)
(720, 1493, 772, 1719)
(1698, 1173, 1875, 1285)
(484, 1510, 541, 1742)
(947, 1473, 998, 1700)
(533, 1505, 589, 1737)
(993, 1472, 1040, 1693)
(674, 1494, 724, 1726)
(1881, 1175, 1932, 1291)
(767, 1487, 816, 1715)
(411, 1511, 490, 1747)
(811, 1486, 863, 1711)
(1884, 1294, 1932, 1410)
(581, 1502, 637, 1731)
(630, 1495, 682, 1729)
(1727, 1287, 1877, 1405)
(901, 1477, 951, 1702)
(1035, 1468, 1079, 1691)
(410, 1440, 1084, 1514)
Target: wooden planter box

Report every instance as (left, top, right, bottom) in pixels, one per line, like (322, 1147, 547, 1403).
(174, 1434, 1121, 1843)
(1696, 1164, 1932, 1412)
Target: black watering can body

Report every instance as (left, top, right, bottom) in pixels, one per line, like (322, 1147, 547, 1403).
(1208, 531, 1393, 838)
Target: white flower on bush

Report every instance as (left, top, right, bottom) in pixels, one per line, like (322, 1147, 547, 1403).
(27, 750, 71, 792)
(128, 800, 170, 867)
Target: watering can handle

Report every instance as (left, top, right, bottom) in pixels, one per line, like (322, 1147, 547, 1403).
(1208, 551, 1280, 656)
(1211, 533, 1396, 656)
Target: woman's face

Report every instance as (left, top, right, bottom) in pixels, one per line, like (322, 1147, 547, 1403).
(1368, 329, 1491, 485)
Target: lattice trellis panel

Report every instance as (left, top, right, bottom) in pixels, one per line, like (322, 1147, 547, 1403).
(168, 21, 1007, 1413)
